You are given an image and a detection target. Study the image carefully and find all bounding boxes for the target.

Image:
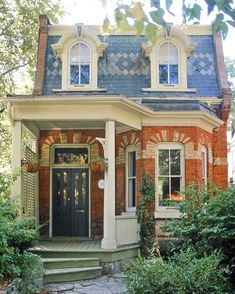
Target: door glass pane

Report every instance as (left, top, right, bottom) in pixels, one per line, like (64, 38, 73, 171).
(63, 171, 68, 206)
(81, 172, 87, 208)
(158, 150, 169, 175)
(56, 172, 61, 205)
(54, 148, 88, 165)
(170, 149, 181, 175)
(74, 172, 79, 206)
(158, 177, 169, 206)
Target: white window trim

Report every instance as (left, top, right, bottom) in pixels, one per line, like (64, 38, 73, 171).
(155, 142, 185, 218)
(51, 29, 107, 92)
(201, 145, 207, 189)
(69, 41, 91, 87)
(125, 146, 137, 213)
(142, 28, 195, 92)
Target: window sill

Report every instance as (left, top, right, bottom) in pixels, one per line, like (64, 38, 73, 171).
(118, 212, 137, 218)
(142, 87, 197, 93)
(154, 209, 181, 219)
(52, 88, 108, 92)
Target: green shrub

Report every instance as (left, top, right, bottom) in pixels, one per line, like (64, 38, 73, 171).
(126, 249, 231, 294)
(0, 172, 41, 293)
(164, 185, 235, 260)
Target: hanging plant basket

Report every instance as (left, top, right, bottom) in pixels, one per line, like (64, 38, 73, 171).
(23, 162, 40, 173)
(89, 157, 108, 172)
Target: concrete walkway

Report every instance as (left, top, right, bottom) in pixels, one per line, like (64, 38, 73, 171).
(43, 273, 129, 294)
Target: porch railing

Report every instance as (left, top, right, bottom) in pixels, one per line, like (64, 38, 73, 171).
(115, 214, 139, 246)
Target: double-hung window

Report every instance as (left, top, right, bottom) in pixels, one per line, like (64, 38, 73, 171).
(126, 148, 136, 212)
(70, 43, 90, 86)
(157, 143, 184, 207)
(158, 42, 179, 85)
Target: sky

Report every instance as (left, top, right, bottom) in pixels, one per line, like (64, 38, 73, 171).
(59, 0, 235, 59)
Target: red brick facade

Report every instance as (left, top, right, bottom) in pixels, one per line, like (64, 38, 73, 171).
(38, 124, 227, 238)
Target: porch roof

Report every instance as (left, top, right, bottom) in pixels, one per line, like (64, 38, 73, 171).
(5, 95, 223, 134)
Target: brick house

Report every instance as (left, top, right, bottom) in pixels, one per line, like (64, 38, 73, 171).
(8, 15, 231, 251)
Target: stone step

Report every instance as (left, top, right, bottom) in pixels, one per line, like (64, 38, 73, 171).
(43, 266, 102, 284)
(42, 257, 100, 269)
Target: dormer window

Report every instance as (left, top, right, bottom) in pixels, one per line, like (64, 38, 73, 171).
(158, 42, 178, 85)
(51, 27, 107, 92)
(70, 43, 90, 86)
(142, 27, 195, 92)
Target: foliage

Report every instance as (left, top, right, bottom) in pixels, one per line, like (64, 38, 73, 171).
(225, 57, 235, 136)
(125, 248, 231, 294)
(102, 0, 235, 43)
(136, 173, 156, 257)
(164, 185, 235, 261)
(0, 172, 41, 293)
(0, 0, 64, 97)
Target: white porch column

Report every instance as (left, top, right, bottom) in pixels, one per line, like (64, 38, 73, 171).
(101, 120, 117, 249)
(11, 121, 23, 215)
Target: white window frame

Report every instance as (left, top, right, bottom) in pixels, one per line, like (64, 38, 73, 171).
(157, 41, 179, 86)
(69, 42, 91, 87)
(51, 29, 107, 92)
(201, 145, 207, 189)
(125, 146, 137, 213)
(142, 28, 195, 93)
(155, 142, 185, 218)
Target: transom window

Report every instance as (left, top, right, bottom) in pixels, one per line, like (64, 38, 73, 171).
(53, 146, 89, 166)
(156, 143, 184, 207)
(126, 148, 136, 212)
(158, 42, 178, 85)
(70, 43, 90, 86)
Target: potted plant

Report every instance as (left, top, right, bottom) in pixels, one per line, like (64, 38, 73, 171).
(89, 156, 108, 172)
(22, 162, 40, 173)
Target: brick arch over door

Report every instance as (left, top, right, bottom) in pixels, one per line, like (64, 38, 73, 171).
(39, 131, 101, 167)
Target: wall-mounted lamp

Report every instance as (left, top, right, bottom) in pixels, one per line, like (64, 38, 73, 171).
(75, 23, 83, 38)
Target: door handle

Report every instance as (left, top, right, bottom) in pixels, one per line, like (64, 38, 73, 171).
(76, 209, 85, 213)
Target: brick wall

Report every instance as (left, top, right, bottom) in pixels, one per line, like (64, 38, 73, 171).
(38, 125, 228, 238)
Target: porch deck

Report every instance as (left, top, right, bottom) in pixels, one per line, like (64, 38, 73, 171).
(32, 239, 139, 263)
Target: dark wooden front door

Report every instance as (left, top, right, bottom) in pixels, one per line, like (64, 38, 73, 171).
(52, 169, 89, 237)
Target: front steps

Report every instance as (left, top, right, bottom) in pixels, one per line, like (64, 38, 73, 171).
(42, 257, 102, 284)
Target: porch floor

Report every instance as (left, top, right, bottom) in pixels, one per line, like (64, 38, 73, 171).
(33, 239, 139, 254)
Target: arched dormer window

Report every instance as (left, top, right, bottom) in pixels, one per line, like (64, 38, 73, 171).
(51, 27, 107, 92)
(142, 27, 195, 92)
(70, 43, 90, 85)
(158, 42, 179, 85)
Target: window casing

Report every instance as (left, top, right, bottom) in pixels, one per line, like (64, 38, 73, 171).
(156, 143, 184, 207)
(201, 145, 207, 189)
(126, 148, 136, 212)
(70, 43, 90, 86)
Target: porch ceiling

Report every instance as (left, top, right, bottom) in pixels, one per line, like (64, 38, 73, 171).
(32, 120, 106, 130)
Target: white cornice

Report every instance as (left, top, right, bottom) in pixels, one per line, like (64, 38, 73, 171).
(6, 95, 223, 133)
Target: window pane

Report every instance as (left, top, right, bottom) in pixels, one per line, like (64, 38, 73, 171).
(202, 152, 205, 178)
(159, 65, 168, 84)
(128, 151, 136, 177)
(158, 43, 168, 63)
(54, 148, 88, 164)
(158, 177, 169, 206)
(70, 65, 79, 84)
(158, 149, 169, 175)
(170, 149, 181, 175)
(169, 44, 178, 64)
(128, 178, 136, 207)
(169, 65, 178, 84)
(80, 65, 90, 84)
(79, 44, 90, 62)
(70, 44, 80, 63)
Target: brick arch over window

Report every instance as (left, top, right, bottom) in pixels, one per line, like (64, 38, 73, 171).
(117, 132, 141, 165)
(40, 131, 99, 167)
(144, 129, 196, 159)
